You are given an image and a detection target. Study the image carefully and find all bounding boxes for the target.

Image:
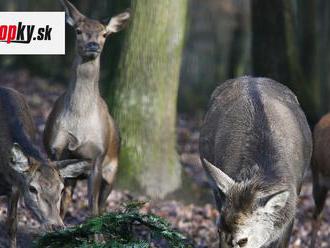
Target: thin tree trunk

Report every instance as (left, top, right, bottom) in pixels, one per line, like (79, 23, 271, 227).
(110, 0, 187, 198)
(251, 0, 291, 83)
(317, 0, 330, 114)
(298, 0, 316, 82)
(227, 3, 245, 78)
(251, 0, 317, 122)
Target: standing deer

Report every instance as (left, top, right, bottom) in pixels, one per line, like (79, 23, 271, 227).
(310, 113, 330, 247)
(199, 77, 312, 248)
(0, 86, 87, 248)
(43, 0, 128, 218)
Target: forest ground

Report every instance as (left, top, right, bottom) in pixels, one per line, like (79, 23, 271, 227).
(0, 70, 328, 248)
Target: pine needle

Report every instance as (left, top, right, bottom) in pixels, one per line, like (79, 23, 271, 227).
(34, 201, 191, 248)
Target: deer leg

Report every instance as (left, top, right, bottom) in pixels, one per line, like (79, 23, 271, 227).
(311, 180, 328, 248)
(60, 179, 77, 219)
(98, 158, 118, 213)
(98, 180, 112, 214)
(88, 156, 104, 242)
(7, 187, 20, 248)
(88, 156, 103, 216)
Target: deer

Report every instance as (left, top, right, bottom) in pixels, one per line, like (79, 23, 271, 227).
(0, 86, 88, 248)
(199, 76, 312, 248)
(43, 0, 128, 218)
(310, 113, 330, 247)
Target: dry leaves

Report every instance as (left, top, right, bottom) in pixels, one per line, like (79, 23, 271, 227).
(0, 70, 328, 247)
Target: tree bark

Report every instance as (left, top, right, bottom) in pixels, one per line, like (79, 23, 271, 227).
(317, 0, 330, 114)
(298, 0, 316, 83)
(110, 0, 187, 198)
(227, 1, 245, 78)
(251, 0, 291, 83)
(251, 0, 317, 123)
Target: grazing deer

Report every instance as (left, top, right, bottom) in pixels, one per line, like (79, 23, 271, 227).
(199, 77, 312, 248)
(310, 113, 330, 248)
(43, 0, 128, 218)
(0, 86, 87, 248)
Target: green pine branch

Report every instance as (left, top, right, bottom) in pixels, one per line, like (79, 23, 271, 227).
(34, 201, 192, 248)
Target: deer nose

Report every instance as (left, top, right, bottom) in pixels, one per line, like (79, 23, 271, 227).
(235, 237, 248, 247)
(86, 42, 100, 51)
(47, 216, 65, 230)
(44, 222, 65, 232)
(51, 224, 64, 231)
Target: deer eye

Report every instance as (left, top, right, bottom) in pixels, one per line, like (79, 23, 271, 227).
(76, 29, 82, 35)
(29, 186, 38, 194)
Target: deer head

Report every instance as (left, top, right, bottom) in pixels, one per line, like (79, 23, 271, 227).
(61, 0, 130, 60)
(9, 144, 89, 229)
(202, 159, 293, 248)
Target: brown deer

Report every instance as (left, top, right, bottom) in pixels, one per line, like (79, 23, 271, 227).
(0, 86, 88, 248)
(43, 0, 128, 218)
(200, 77, 312, 248)
(310, 113, 330, 247)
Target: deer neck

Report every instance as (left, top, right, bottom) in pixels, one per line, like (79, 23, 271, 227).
(67, 55, 101, 111)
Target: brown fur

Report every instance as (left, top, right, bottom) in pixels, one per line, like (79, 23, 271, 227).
(311, 113, 330, 247)
(43, 0, 127, 218)
(0, 87, 65, 248)
(312, 113, 330, 176)
(200, 77, 312, 247)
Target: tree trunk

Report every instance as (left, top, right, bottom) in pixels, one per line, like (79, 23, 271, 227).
(296, 0, 320, 122)
(317, 0, 330, 114)
(227, 1, 246, 78)
(298, 0, 316, 83)
(110, 0, 187, 198)
(251, 0, 291, 83)
(251, 0, 317, 123)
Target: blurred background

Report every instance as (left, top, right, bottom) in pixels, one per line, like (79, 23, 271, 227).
(1, 0, 328, 121)
(0, 0, 329, 247)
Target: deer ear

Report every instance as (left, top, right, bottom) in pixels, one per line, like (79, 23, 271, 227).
(9, 143, 30, 173)
(202, 159, 235, 195)
(55, 159, 90, 178)
(60, 0, 85, 26)
(264, 191, 290, 213)
(106, 11, 131, 34)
